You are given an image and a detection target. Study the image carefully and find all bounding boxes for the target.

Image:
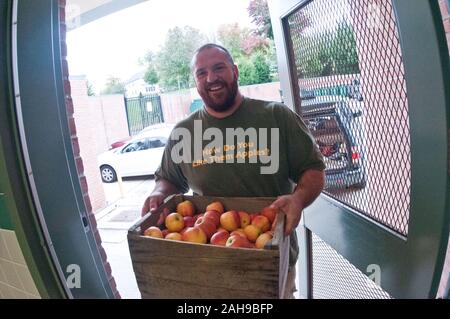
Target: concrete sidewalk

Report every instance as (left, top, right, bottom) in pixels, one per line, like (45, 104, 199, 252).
(96, 176, 155, 299)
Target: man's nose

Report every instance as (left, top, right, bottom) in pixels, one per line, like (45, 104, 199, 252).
(206, 71, 218, 83)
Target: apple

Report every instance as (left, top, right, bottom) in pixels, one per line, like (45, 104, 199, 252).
(238, 211, 251, 228)
(250, 213, 260, 223)
(230, 228, 246, 238)
(176, 200, 195, 217)
(165, 232, 182, 241)
(261, 207, 277, 224)
(194, 217, 217, 240)
(210, 230, 230, 246)
(225, 234, 252, 248)
(165, 212, 185, 232)
(143, 226, 163, 238)
(255, 232, 273, 249)
(162, 229, 170, 237)
(204, 210, 221, 227)
(220, 210, 240, 232)
(183, 216, 196, 228)
(182, 227, 207, 244)
(206, 201, 224, 214)
(243, 224, 262, 242)
(252, 215, 271, 232)
(194, 213, 203, 222)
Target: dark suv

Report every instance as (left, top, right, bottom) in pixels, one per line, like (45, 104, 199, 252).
(301, 96, 366, 190)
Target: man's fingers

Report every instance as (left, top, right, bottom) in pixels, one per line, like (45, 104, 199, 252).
(141, 196, 163, 216)
(157, 208, 170, 226)
(270, 195, 288, 211)
(141, 197, 151, 216)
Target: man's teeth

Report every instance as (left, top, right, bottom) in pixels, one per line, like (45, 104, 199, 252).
(209, 85, 223, 91)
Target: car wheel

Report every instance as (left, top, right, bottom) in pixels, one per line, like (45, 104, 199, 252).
(100, 165, 117, 183)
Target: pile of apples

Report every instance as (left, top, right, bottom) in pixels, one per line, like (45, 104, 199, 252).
(143, 200, 277, 249)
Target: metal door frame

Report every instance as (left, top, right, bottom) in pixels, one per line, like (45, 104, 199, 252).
(269, 0, 450, 298)
(6, 0, 116, 298)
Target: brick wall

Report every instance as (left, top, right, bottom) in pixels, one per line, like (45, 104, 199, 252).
(161, 82, 283, 123)
(70, 77, 107, 212)
(438, 0, 450, 297)
(439, 0, 450, 53)
(58, 0, 121, 299)
(438, 0, 450, 299)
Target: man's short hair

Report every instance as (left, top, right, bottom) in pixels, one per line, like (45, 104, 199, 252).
(191, 43, 235, 70)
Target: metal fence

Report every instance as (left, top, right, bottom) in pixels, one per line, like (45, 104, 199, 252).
(124, 93, 164, 136)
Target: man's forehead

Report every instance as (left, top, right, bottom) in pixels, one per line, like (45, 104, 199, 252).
(194, 48, 230, 67)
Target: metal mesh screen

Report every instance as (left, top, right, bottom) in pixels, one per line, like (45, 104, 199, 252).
(287, 0, 411, 235)
(312, 233, 392, 299)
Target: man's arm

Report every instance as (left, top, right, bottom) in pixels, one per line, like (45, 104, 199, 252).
(141, 178, 181, 216)
(270, 169, 325, 236)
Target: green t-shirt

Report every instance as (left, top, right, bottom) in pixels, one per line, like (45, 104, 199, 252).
(155, 97, 325, 264)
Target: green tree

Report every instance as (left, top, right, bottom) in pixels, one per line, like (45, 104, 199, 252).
(143, 51, 159, 85)
(247, 0, 273, 39)
(86, 80, 95, 96)
(251, 51, 271, 83)
(295, 20, 360, 78)
(101, 76, 125, 95)
(217, 23, 250, 59)
(154, 26, 207, 92)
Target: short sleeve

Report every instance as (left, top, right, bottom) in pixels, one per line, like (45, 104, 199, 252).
(279, 105, 325, 183)
(154, 137, 190, 194)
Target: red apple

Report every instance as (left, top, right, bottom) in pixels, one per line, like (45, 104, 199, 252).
(255, 232, 273, 249)
(143, 226, 163, 238)
(204, 210, 221, 227)
(165, 232, 182, 241)
(182, 227, 207, 244)
(230, 228, 246, 238)
(252, 215, 271, 232)
(162, 229, 170, 237)
(194, 217, 217, 240)
(243, 224, 262, 242)
(210, 230, 230, 246)
(165, 212, 185, 232)
(183, 216, 196, 227)
(176, 200, 195, 217)
(220, 210, 240, 232)
(225, 234, 252, 248)
(206, 201, 224, 214)
(261, 207, 277, 224)
(238, 211, 251, 228)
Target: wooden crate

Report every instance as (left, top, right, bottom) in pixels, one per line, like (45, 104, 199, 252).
(127, 194, 290, 299)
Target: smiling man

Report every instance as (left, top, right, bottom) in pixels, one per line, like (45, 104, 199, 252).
(142, 43, 326, 298)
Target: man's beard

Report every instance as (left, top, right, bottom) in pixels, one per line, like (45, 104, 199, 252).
(199, 78, 238, 113)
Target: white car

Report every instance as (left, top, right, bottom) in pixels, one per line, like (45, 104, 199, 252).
(98, 130, 170, 183)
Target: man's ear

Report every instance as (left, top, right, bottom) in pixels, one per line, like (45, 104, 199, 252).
(233, 64, 239, 79)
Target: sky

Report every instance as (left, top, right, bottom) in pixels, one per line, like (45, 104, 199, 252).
(66, 0, 257, 93)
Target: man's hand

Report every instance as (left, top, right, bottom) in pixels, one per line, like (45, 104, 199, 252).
(141, 191, 166, 216)
(271, 169, 325, 236)
(141, 178, 181, 217)
(270, 193, 304, 236)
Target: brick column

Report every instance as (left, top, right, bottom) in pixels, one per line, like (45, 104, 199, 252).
(58, 0, 121, 299)
(438, 0, 450, 300)
(439, 0, 450, 53)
